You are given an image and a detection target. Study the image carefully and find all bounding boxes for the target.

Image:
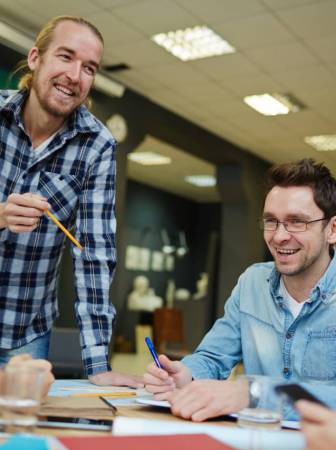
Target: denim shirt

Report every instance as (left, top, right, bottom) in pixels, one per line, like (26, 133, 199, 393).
(183, 255, 336, 418)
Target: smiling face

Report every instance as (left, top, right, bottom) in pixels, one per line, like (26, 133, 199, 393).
(263, 185, 336, 281)
(27, 20, 103, 119)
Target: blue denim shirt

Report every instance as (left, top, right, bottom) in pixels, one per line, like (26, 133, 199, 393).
(183, 255, 336, 418)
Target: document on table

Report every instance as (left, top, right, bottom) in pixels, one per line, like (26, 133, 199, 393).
(49, 379, 138, 397)
(113, 417, 305, 450)
(135, 399, 301, 430)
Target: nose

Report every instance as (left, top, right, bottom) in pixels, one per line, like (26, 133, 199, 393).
(66, 62, 81, 83)
(271, 222, 291, 241)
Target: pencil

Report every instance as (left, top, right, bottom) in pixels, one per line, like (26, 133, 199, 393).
(71, 392, 136, 398)
(99, 396, 118, 413)
(45, 209, 83, 251)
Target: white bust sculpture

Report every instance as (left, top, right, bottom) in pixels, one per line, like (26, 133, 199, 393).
(127, 275, 163, 312)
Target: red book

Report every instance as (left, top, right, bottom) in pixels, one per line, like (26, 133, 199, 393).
(59, 434, 235, 450)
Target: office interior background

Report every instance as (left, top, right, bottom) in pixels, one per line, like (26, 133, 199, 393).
(0, 0, 335, 374)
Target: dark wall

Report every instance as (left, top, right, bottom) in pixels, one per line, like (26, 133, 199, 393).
(115, 180, 220, 351)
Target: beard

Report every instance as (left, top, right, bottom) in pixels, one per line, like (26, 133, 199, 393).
(31, 71, 83, 118)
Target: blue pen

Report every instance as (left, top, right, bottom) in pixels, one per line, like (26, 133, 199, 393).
(145, 336, 162, 368)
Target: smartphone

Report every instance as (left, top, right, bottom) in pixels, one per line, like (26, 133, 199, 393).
(275, 383, 327, 407)
(37, 415, 113, 431)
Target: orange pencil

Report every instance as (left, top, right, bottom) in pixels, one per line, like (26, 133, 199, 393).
(45, 209, 83, 251)
(71, 392, 136, 398)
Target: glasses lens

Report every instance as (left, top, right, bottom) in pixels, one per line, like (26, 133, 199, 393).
(285, 220, 307, 232)
(261, 219, 277, 230)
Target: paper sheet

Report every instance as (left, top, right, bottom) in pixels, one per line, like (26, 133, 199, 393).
(135, 399, 301, 430)
(113, 417, 305, 450)
(49, 379, 137, 397)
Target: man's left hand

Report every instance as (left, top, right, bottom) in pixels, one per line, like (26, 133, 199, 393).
(89, 371, 144, 388)
(169, 379, 248, 422)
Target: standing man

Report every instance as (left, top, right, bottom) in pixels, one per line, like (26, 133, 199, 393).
(144, 158, 336, 420)
(0, 16, 140, 386)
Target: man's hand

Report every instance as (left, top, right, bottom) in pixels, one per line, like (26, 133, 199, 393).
(7, 353, 55, 402)
(89, 371, 144, 388)
(296, 400, 336, 450)
(144, 354, 192, 400)
(0, 193, 50, 232)
(169, 379, 248, 422)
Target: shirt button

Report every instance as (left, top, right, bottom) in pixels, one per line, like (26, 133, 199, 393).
(286, 332, 292, 339)
(283, 367, 289, 374)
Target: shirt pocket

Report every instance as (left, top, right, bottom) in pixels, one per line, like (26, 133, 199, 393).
(302, 328, 336, 381)
(37, 171, 82, 223)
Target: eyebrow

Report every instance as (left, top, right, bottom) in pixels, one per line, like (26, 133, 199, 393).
(262, 212, 312, 220)
(56, 46, 99, 70)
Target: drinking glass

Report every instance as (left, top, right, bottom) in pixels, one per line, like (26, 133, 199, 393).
(236, 375, 283, 430)
(0, 365, 48, 432)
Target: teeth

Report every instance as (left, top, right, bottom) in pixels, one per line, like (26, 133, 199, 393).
(55, 85, 73, 96)
(277, 249, 297, 255)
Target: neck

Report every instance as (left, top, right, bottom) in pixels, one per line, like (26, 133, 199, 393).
(282, 254, 332, 302)
(23, 90, 66, 148)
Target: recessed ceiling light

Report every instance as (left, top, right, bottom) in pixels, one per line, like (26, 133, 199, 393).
(151, 26, 235, 61)
(185, 175, 216, 187)
(304, 135, 336, 151)
(244, 93, 304, 116)
(128, 152, 171, 165)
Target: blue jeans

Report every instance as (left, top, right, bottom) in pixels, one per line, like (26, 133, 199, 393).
(0, 332, 51, 365)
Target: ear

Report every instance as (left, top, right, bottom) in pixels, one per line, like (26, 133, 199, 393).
(326, 216, 336, 245)
(27, 47, 40, 71)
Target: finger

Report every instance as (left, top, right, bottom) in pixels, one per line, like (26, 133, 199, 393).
(7, 354, 32, 365)
(7, 215, 40, 226)
(154, 391, 174, 402)
(159, 355, 181, 374)
(296, 400, 333, 423)
(9, 224, 38, 233)
(145, 364, 171, 382)
(144, 372, 174, 386)
(146, 383, 175, 394)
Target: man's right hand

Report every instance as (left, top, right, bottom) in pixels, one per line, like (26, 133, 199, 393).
(0, 193, 50, 232)
(144, 354, 192, 400)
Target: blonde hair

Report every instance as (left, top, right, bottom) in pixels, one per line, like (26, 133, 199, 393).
(16, 15, 104, 92)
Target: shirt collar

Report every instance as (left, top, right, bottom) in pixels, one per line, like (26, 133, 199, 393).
(269, 252, 336, 305)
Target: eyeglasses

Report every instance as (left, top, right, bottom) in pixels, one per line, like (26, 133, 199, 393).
(259, 217, 329, 233)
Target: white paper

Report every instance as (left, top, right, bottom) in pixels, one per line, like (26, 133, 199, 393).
(113, 417, 305, 450)
(135, 400, 301, 430)
(151, 251, 164, 271)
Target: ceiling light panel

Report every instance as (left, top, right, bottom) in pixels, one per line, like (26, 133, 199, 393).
(185, 175, 216, 187)
(151, 26, 235, 61)
(128, 152, 172, 165)
(304, 135, 336, 151)
(244, 93, 303, 116)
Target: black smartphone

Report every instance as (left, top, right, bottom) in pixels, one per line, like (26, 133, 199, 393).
(275, 384, 327, 407)
(37, 415, 113, 431)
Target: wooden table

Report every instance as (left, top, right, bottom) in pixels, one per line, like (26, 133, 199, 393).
(36, 395, 235, 437)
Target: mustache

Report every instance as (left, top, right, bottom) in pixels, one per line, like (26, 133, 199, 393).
(53, 78, 80, 96)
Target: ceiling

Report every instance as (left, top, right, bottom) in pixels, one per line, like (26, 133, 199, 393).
(128, 136, 220, 202)
(1, 0, 336, 199)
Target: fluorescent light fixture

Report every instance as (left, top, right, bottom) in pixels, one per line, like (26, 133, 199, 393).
(151, 25, 235, 61)
(128, 152, 172, 165)
(244, 93, 303, 116)
(304, 135, 336, 151)
(185, 175, 216, 187)
(0, 19, 124, 98)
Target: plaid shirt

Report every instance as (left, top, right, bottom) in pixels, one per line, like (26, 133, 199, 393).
(0, 90, 117, 376)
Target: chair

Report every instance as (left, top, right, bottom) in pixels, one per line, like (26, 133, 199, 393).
(48, 327, 84, 378)
(153, 307, 188, 359)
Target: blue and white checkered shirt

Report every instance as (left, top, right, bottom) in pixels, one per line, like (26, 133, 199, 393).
(0, 90, 117, 376)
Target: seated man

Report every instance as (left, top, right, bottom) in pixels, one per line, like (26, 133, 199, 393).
(296, 401, 336, 450)
(3, 354, 54, 401)
(144, 158, 336, 421)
